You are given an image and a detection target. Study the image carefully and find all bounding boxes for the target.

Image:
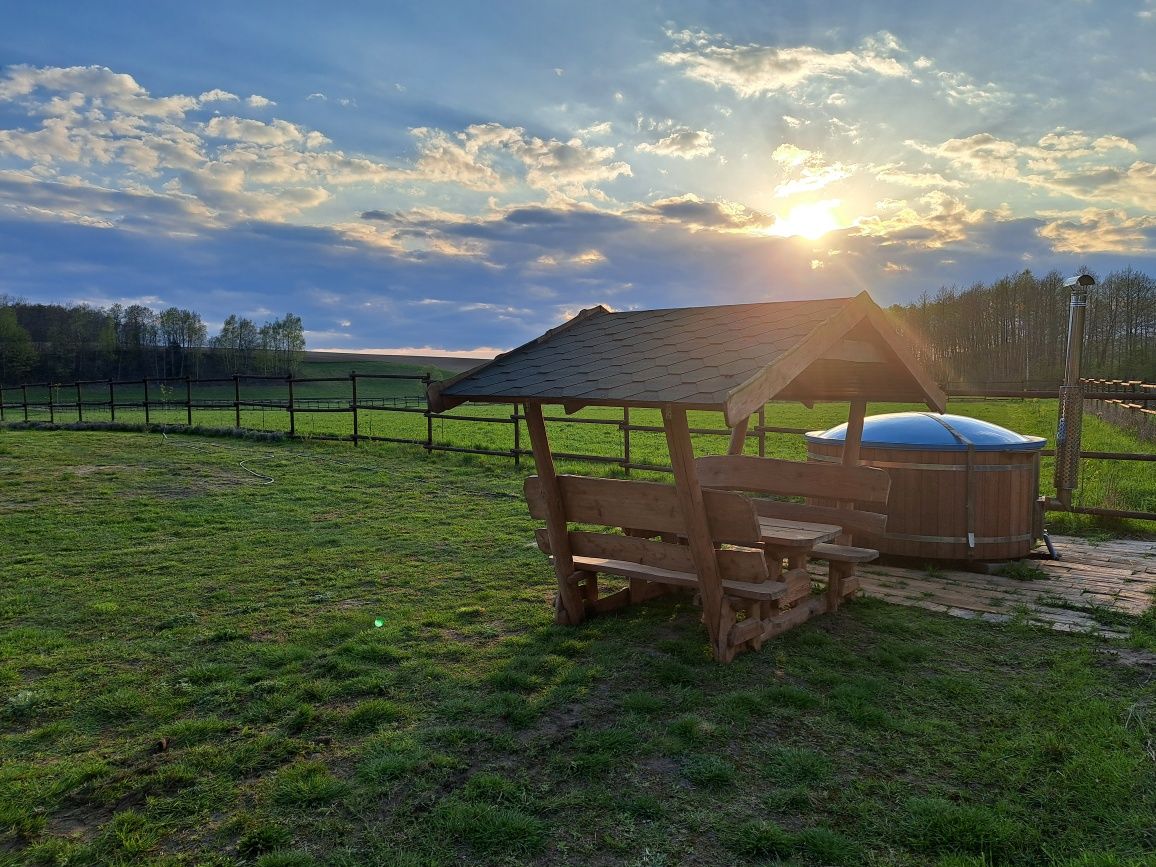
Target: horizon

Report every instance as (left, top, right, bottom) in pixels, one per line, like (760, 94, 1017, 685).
(2, 1, 1155, 355)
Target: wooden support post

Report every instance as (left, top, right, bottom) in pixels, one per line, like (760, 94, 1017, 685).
(48, 384, 54, 424)
(185, 376, 193, 426)
(622, 407, 631, 475)
(512, 403, 521, 466)
(351, 370, 359, 446)
(524, 402, 586, 625)
(842, 400, 866, 468)
(22, 385, 28, 421)
(663, 405, 729, 661)
(143, 378, 150, 425)
(108, 379, 115, 422)
(758, 405, 766, 458)
(76, 382, 83, 422)
(423, 374, 433, 452)
(232, 375, 240, 429)
(829, 398, 867, 609)
(287, 374, 296, 437)
(727, 415, 749, 456)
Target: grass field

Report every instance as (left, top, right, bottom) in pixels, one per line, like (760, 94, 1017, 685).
(2, 429, 1156, 866)
(6, 389, 1155, 534)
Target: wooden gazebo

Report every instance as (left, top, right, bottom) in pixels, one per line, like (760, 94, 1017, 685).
(430, 292, 946, 660)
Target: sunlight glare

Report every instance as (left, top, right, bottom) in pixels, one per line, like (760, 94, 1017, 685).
(768, 199, 841, 240)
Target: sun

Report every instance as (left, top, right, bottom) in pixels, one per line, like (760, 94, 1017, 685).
(768, 199, 841, 240)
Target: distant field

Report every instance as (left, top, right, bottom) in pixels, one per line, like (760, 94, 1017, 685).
(301, 351, 484, 374)
(3, 355, 1154, 529)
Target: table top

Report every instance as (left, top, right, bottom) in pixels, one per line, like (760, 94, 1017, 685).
(758, 516, 841, 548)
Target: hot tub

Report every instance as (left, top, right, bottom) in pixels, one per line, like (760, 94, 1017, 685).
(805, 413, 1047, 560)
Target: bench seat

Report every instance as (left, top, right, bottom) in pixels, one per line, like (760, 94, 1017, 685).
(809, 542, 879, 564)
(570, 555, 788, 602)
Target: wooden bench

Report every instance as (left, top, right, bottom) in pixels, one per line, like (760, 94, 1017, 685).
(525, 474, 798, 659)
(695, 455, 891, 611)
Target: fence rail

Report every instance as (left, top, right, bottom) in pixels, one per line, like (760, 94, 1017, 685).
(2, 372, 1154, 522)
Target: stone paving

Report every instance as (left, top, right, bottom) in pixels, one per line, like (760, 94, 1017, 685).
(844, 535, 1156, 638)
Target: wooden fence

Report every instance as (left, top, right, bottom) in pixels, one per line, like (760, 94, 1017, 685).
(2, 373, 1154, 521)
(1084, 378, 1156, 444)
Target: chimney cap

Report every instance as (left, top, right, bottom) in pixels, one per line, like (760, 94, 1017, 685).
(1064, 274, 1095, 288)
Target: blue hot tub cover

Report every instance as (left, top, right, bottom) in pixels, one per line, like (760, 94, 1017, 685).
(805, 412, 1047, 452)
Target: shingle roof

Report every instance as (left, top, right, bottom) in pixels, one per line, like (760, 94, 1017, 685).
(430, 292, 946, 422)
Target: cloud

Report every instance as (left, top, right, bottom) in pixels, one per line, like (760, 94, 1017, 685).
(410, 122, 631, 198)
(0, 64, 198, 117)
(246, 94, 276, 108)
(199, 88, 239, 103)
(873, 166, 965, 189)
(1037, 208, 1156, 253)
(204, 116, 327, 147)
(658, 28, 908, 98)
(855, 190, 990, 248)
(907, 128, 1152, 209)
(635, 128, 714, 159)
(770, 145, 853, 196)
(0, 64, 409, 226)
(628, 193, 774, 233)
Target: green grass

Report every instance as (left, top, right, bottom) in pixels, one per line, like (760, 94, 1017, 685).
(6, 389, 1156, 530)
(1, 429, 1155, 865)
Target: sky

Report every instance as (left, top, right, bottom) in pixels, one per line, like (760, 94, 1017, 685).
(2, 1, 1155, 356)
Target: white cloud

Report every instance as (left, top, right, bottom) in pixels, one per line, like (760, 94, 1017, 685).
(247, 94, 276, 108)
(0, 64, 407, 227)
(873, 166, 965, 189)
(908, 129, 1152, 208)
(1037, 208, 1156, 253)
(199, 88, 239, 103)
(0, 65, 198, 118)
(411, 122, 631, 198)
(771, 144, 811, 167)
(855, 190, 990, 248)
(658, 28, 908, 98)
(771, 145, 852, 196)
(205, 116, 326, 147)
(635, 128, 714, 159)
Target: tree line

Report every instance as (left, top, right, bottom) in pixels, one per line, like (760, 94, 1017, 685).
(0, 297, 305, 385)
(890, 267, 1156, 386)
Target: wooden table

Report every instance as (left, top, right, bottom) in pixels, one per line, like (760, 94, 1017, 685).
(754, 517, 843, 616)
(758, 517, 841, 550)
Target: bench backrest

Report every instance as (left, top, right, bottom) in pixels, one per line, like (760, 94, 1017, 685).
(694, 455, 890, 538)
(524, 474, 768, 582)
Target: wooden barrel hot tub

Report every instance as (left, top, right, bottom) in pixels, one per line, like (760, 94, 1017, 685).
(806, 413, 1046, 561)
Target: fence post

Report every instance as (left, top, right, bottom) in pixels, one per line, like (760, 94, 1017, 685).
(143, 378, 150, 425)
(76, 381, 83, 422)
(757, 405, 766, 458)
(512, 402, 521, 466)
(0, 383, 5, 422)
(350, 371, 359, 446)
(287, 373, 296, 437)
(109, 379, 116, 422)
(185, 376, 192, 426)
(48, 384, 54, 424)
(233, 374, 240, 429)
(423, 373, 433, 452)
(22, 385, 28, 421)
(622, 406, 631, 475)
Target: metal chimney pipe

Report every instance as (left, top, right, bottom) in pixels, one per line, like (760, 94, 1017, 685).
(1054, 274, 1095, 507)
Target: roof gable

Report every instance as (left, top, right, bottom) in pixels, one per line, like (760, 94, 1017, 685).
(429, 292, 945, 420)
